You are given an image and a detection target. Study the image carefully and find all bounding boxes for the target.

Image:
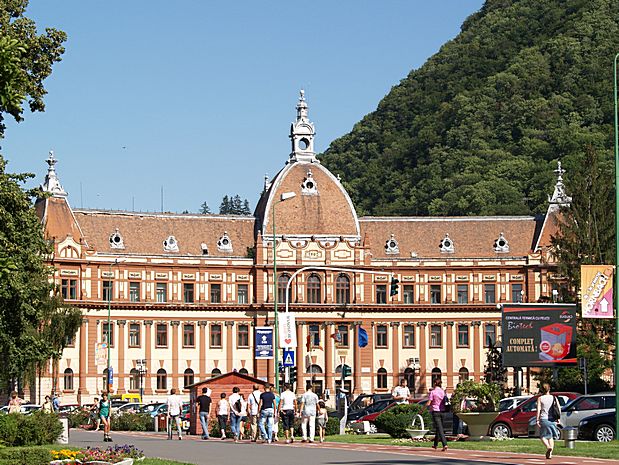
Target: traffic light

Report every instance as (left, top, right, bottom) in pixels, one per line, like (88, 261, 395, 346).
(390, 276, 400, 296)
(278, 362, 284, 373)
(342, 364, 352, 378)
(290, 366, 297, 384)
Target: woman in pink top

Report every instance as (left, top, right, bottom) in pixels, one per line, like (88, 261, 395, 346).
(427, 379, 448, 451)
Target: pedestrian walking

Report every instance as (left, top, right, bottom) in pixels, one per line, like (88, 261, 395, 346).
(7, 391, 22, 414)
(427, 379, 448, 451)
(536, 383, 561, 459)
(247, 384, 261, 442)
(99, 392, 112, 442)
(239, 394, 248, 439)
(392, 379, 411, 404)
(91, 397, 101, 431)
(257, 384, 276, 443)
(166, 388, 184, 440)
(52, 392, 60, 412)
(317, 401, 328, 443)
(299, 385, 319, 443)
(229, 386, 243, 443)
(272, 389, 280, 441)
(42, 395, 54, 413)
(196, 387, 212, 440)
(217, 392, 229, 440)
(278, 383, 297, 443)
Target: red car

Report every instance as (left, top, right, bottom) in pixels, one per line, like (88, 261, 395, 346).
(489, 392, 579, 438)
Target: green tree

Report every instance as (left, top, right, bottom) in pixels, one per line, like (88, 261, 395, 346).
(219, 195, 230, 214)
(219, 194, 251, 215)
(199, 201, 211, 214)
(484, 341, 507, 389)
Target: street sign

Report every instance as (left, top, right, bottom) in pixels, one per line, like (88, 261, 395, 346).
(255, 326, 274, 359)
(283, 349, 295, 367)
(278, 312, 297, 348)
(581, 265, 615, 318)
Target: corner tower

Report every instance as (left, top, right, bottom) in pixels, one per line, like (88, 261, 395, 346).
(289, 90, 316, 163)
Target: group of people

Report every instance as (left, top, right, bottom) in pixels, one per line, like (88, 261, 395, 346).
(6, 390, 61, 413)
(193, 383, 328, 444)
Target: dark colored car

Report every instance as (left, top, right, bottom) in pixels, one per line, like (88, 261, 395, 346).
(489, 392, 579, 438)
(578, 411, 616, 442)
(349, 393, 394, 412)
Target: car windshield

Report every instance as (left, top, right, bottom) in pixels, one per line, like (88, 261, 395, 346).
(140, 404, 161, 413)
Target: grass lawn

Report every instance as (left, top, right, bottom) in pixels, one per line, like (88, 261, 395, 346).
(326, 435, 619, 460)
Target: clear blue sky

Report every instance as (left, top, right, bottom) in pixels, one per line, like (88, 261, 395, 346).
(2, 1, 484, 213)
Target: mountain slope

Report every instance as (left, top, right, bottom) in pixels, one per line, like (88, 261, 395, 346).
(321, 0, 619, 216)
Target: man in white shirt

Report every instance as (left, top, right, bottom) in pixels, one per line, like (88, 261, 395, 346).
(299, 385, 319, 443)
(166, 388, 184, 440)
(247, 384, 262, 442)
(392, 379, 411, 404)
(278, 383, 297, 443)
(228, 386, 242, 442)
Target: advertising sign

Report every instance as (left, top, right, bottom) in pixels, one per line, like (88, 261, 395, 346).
(255, 326, 274, 359)
(502, 304, 577, 367)
(95, 342, 107, 367)
(278, 312, 297, 348)
(581, 265, 615, 319)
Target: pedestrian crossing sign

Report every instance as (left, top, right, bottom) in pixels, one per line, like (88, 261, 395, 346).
(283, 349, 295, 367)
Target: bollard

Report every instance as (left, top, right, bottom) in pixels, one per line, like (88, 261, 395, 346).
(58, 418, 69, 444)
(562, 426, 578, 449)
(154, 416, 158, 433)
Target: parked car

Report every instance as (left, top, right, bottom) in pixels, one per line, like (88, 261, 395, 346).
(578, 411, 616, 442)
(349, 393, 394, 412)
(498, 396, 531, 412)
(347, 399, 394, 422)
(0, 404, 41, 415)
(489, 392, 579, 438)
(116, 402, 145, 414)
(140, 403, 166, 417)
(528, 392, 616, 437)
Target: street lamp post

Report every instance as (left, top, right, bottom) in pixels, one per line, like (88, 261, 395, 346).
(272, 191, 296, 393)
(136, 359, 147, 402)
(613, 52, 619, 439)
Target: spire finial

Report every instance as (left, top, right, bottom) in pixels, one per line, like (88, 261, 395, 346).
(40, 150, 67, 198)
(548, 160, 571, 208)
(290, 90, 317, 163)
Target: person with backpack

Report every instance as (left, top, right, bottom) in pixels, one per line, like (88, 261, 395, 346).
(166, 388, 184, 440)
(427, 379, 448, 451)
(228, 386, 243, 443)
(536, 383, 561, 459)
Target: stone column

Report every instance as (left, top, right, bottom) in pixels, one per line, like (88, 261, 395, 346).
(116, 320, 126, 393)
(353, 323, 361, 394)
(473, 321, 482, 381)
(391, 322, 400, 386)
(198, 321, 208, 381)
(225, 321, 234, 372)
(296, 322, 304, 391)
(445, 321, 454, 392)
(78, 319, 89, 402)
(324, 323, 333, 393)
(418, 322, 427, 393)
(170, 321, 180, 390)
(144, 320, 153, 395)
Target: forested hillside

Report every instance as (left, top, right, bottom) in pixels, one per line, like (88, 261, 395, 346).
(321, 0, 619, 216)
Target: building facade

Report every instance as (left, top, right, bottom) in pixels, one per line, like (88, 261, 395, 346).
(34, 92, 566, 404)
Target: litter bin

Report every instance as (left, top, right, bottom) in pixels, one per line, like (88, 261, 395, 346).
(155, 413, 167, 433)
(562, 426, 577, 449)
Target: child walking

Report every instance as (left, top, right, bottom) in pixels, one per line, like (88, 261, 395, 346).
(317, 400, 328, 443)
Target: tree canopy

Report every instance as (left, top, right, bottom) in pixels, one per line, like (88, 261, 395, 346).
(219, 194, 251, 215)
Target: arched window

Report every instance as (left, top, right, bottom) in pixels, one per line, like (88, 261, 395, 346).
(63, 368, 74, 391)
(211, 368, 222, 378)
(377, 368, 388, 389)
(459, 367, 469, 383)
(335, 274, 350, 304)
(129, 368, 140, 391)
(277, 273, 291, 304)
(306, 364, 323, 375)
(404, 367, 415, 393)
(184, 368, 194, 388)
(156, 368, 167, 391)
(307, 274, 321, 303)
(431, 367, 442, 387)
(239, 368, 249, 375)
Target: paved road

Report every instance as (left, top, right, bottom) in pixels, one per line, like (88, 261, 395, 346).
(68, 430, 619, 465)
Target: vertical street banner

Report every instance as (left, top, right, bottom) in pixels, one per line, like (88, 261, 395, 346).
(95, 342, 107, 367)
(255, 326, 274, 359)
(581, 265, 615, 319)
(502, 304, 577, 367)
(278, 312, 297, 348)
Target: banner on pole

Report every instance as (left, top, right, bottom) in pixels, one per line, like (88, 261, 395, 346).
(95, 342, 108, 367)
(581, 265, 615, 319)
(278, 312, 297, 348)
(255, 326, 274, 359)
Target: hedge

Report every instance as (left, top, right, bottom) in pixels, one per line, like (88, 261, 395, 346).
(0, 446, 52, 465)
(0, 412, 63, 446)
(374, 403, 432, 439)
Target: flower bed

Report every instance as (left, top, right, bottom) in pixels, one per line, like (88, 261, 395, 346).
(50, 445, 144, 465)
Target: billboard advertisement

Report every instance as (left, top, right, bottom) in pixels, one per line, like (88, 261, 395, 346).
(254, 326, 274, 359)
(502, 304, 577, 367)
(581, 265, 615, 319)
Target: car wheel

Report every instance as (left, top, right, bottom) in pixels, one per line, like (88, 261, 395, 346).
(491, 423, 512, 438)
(594, 424, 615, 442)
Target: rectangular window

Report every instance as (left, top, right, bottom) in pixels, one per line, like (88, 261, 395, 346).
(484, 284, 496, 304)
(376, 285, 387, 304)
(210, 284, 221, 303)
(129, 323, 141, 347)
(183, 324, 195, 347)
(376, 325, 388, 348)
(457, 284, 468, 304)
(156, 323, 168, 347)
(430, 324, 442, 348)
(210, 324, 222, 347)
(484, 324, 496, 347)
(430, 285, 441, 304)
(156, 283, 167, 303)
(337, 324, 349, 347)
(237, 284, 248, 304)
(61, 279, 78, 300)
(309, 324, 320, 347)
(511, 284, 523, 303)
(403, 285, 415, 304)
(102, 280, 113, 302)
(237, 324, 249, 348)
(102, 322, 114, 347)
(65, 334, 75, 347)
(129, 282, 140, 302)
(457, 324, 469, 347)
(183, 283, 194, 303)
(403, 324, 415, 348)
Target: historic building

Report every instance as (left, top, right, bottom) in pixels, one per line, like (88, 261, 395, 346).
(34, 91, 567, 404)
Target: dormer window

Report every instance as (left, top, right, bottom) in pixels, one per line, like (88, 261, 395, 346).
(217, 232, 233, 253)
(163, 235, 179, 253)
(109, 228, 125, 249)
(301, 169, 318, 195)
(385, 234, 399, 255)
(494, 232, 509, 253)
(439, 234, 454, 254)
(201, 243, 209, 255)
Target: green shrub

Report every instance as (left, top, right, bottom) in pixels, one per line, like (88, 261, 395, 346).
(451, 380, 502, 412)
(0, 412, 62, 446)
(66, 408, 92, 428)
(111, 413, 154, 431)
(374, 404, 432, 439)
(0, 446, 52, 465)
